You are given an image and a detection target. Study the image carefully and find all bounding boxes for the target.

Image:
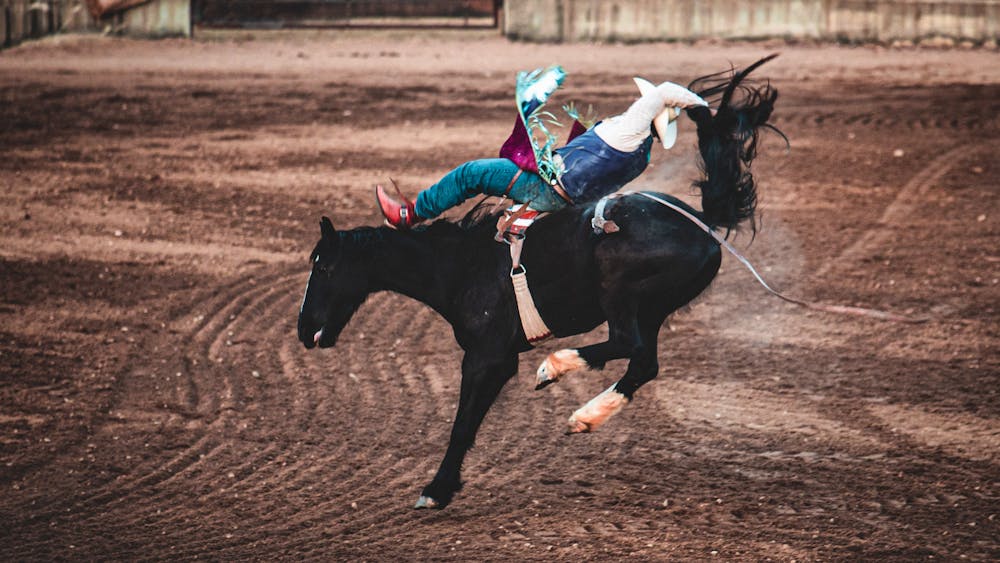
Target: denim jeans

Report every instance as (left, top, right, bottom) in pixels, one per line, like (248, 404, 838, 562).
(414, 158, 568, 219)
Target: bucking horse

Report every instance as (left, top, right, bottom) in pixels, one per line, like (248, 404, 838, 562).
(298, 56, 780, 508)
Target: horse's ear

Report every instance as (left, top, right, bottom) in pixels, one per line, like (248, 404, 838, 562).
(320, 216, 336, 241)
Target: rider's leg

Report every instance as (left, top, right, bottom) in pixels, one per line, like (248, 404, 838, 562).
(378, 158, 563, 229)
(414, 158, 563, 219)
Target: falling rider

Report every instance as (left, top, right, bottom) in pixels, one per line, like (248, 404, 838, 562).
(375, 66, 710, 229)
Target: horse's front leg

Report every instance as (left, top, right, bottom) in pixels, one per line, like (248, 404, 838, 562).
(415, 351, 518, 509)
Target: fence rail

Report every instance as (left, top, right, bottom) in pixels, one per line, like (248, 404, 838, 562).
(3, 0, 65, 47)
(195, 0, 498, 29)
(504, 0, 1000, 43)
(5, 0, 998, 46)
(2, 0, 190, 46)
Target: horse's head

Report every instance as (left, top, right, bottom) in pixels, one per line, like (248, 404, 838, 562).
(297, 217, 370, 349)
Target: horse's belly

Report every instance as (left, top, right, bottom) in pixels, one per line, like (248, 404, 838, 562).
(534, 281, 605, 337)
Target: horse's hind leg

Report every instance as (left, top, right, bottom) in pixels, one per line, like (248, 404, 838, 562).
(567, 308, 664, 433)
(560, 247, 721, 432)
(535, 297, 639, 389)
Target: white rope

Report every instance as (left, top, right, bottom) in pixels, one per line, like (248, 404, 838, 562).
(621, 191, 927, 324)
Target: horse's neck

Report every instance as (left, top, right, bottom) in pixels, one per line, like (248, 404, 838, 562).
(369, 228, 456, 314)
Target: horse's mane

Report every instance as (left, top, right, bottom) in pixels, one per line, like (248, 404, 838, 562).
(342, 227, 385, 246)
(458, 197, 506, 231)
(409, 197, 504, 238)
(361, 203, 496, 261)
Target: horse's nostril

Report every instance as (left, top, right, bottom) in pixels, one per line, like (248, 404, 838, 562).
(313, 328, 324, 344)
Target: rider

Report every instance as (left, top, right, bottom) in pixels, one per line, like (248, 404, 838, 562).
(376, 67, 709, 229)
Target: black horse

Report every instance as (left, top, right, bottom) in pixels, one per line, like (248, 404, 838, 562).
(298, 57, 780, 509)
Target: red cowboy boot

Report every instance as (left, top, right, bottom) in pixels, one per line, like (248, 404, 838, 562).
(375, 183, 423, 229)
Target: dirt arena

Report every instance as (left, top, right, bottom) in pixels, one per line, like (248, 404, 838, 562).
(1, 31, 998, 560)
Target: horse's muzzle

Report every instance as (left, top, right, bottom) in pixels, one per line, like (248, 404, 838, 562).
(298, 322, 320, 349)
(303, 325, 339, 349)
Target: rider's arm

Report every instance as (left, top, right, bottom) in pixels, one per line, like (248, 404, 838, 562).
(594, 82, 707, 153)
(592, 93, 663, 153)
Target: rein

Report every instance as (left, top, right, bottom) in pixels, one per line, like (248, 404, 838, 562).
(610, 191, 928, 324)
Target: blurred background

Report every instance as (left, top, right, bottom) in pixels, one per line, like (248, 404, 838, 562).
(4, 0, 998, 45)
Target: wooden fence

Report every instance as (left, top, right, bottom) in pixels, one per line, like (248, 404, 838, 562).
(2, 0, 187, 46)
(3, 0, 68, 47)
(503, 0, 1000, 43)
(196, 0, 497, 29)
(5, 0, 998, 46)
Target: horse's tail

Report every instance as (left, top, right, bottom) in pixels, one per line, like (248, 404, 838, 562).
(686, 54, 782, 237)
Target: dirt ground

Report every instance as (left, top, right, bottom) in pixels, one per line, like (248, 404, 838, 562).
(1, 31, 998, 561)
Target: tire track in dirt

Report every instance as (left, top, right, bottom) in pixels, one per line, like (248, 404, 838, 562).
(27, 271, 300, 553)
(113, 274, 340, 552)
(813, 143, 978, 280)
(350, 346, 617, 555)
(102, 322, 279, 534)
(101, 342, 288, 550)
(110, 278, 295, 516)
(172, 350, 429, 552)
(266, 303, 464, 550)
(1, 287, 270, 552)
(161, 293, 461, 558)
(176, 270, 296, 415)
(774, 110, 987, 131)
(0, 273, 289, 546)
(269, 323, 593, 555)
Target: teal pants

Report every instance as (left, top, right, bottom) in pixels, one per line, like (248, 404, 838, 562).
(414, 158, 568, 219)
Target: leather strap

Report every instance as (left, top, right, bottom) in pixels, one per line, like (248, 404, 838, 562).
(549, 177, 574, 205)
(491, 169, 524, 214)
(503, 169, 523, 199)
(495, 203, 534, 243)
(509, 236, 524, 271)
(592, 193, 624, 234)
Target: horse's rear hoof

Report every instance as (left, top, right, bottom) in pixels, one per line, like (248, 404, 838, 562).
(535, 377, 556, 391)
(414, 495, 441, 509)
(566, 417, 591, 434)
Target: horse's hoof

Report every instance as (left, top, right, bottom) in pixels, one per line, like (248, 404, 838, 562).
(535, 377, 556, 391)
(535, 367, 556, 389)
(565, 417, 591, 434)
(565, 385, 628, 434)
(535, 349, 586, 390)
(414, 495, 440, 509)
